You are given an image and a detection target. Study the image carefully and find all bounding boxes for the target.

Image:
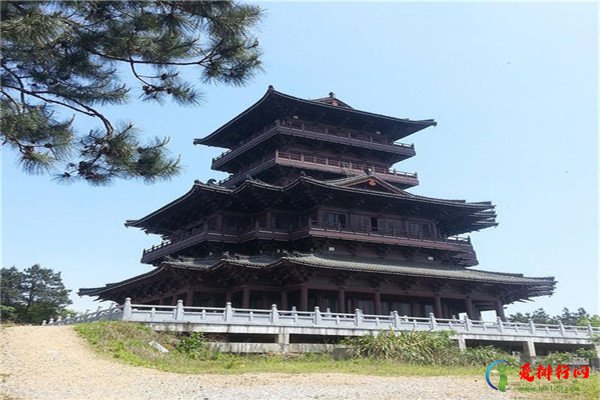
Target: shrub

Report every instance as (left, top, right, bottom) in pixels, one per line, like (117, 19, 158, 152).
(343, 329, 515, 367)
(542, 352, 574, 366)
(176, 332, 212, 359)
(461, 346, 518, 367)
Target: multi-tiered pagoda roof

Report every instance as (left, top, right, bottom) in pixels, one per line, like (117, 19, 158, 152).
(81, 87, 555, 320)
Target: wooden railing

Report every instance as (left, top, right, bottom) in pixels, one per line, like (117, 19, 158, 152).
(217, 150, 418, 187)
(211, 118, 416, 168)
(276, 150, 418, 178)
(140, 222, 472, 263)
(309, 220, 471, 244)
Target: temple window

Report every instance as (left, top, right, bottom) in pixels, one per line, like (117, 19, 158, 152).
(207, 217, 217, 231)
(257, 213, 268, 228)
(408, 222, 432, 238)
(323, 212, 347, 228)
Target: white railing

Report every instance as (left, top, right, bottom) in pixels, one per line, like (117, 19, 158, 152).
(44, 299, 599, 341)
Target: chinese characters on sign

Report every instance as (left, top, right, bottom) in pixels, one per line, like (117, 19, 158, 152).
(519, 363, 590, 382)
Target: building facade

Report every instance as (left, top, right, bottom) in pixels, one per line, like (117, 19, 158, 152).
(80, 87, 555, 320)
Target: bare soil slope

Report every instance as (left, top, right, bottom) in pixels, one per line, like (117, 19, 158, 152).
(1, 325, 516, 400)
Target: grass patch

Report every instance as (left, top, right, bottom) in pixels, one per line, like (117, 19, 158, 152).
(74, 321, 487, 376)
(513, 374, 599, 399)
(343, 329, 518, 366)
(73, 321, 599, 399)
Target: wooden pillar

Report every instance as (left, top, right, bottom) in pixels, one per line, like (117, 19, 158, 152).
(280, 290, 288, 310)
(185, 290, 194, 307)
(337, 289, 346, 313)
(300, 284, 308, 311)
(465, 296, 475, 320)
(373, 292, 382, 315)
(261, 292, 268, 309)
(242, 286, 250, 309)
(410, 301, 420, 317)
(433, 293, 443, 318)
(495, 299, 506, 321)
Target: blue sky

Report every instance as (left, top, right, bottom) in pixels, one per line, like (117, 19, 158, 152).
(2, 2, 598, 317)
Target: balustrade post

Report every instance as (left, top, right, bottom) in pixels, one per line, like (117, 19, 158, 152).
(496, 316, 504, 333)
(42, 320, 47, 326)
(463, 315, 471, 332)
(224, 302, 233, 322)
(270, 304, 279, 323)
(429, 313, 437, 329)
(354, 309, 363, 327)
(173, 300, 185, 321)
(150, 307, 156, 321)
(529, 319, 536, 334)
(392, 311, 401, 329)
(123, 298, 133, 320)
(558, 321, 565, 336)
(314, 306, 322, 325)
(291, 306, 298, 323)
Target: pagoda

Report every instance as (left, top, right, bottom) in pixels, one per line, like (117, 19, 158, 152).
(80, 87, 555, 320)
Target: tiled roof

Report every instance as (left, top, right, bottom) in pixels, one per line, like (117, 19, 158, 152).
(296, 176, 494, 209)
(168, 253, 554, 287)
(280, 255, 553, 286)
(79, 253, 555, 298)
(194, 87, 436, 147)
(310, 93, 354, 109)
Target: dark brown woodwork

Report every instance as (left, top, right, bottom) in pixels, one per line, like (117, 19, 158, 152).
(81, 89, 555, 321)
(300, 284, 308, 311)
(433, 293, 443, 318)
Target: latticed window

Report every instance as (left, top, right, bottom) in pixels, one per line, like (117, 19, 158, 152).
(408, 222, 432, 238)
(323, 212, 346, 228)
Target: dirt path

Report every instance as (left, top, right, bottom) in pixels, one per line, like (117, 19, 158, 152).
(1, 325, 521, 400)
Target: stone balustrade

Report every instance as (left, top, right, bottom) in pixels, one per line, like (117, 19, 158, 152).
(45, 299, 599, 342)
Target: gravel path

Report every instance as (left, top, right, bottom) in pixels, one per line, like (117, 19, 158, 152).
(1, 326, 522, 400)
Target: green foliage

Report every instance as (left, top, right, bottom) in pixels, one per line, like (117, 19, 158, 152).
(508, 307, 598, 327)
(343, 329, 516, 367)
(0, 304, 17, 322)
(542, 352, 574, 366)
(508, 308, 556, 324)
(0, 1, 262, 184)
(75, 322, 490, 376)
(175, 332, 212, 359)
(575, 348, 598, 363)
(0, 264, 72, 324)
(578, 315, 600, 327)
(460, 346, 518, 367)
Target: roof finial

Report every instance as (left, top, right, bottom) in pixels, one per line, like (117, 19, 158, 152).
(268, 85, 274, 91)
(329, 91, 335, 98)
